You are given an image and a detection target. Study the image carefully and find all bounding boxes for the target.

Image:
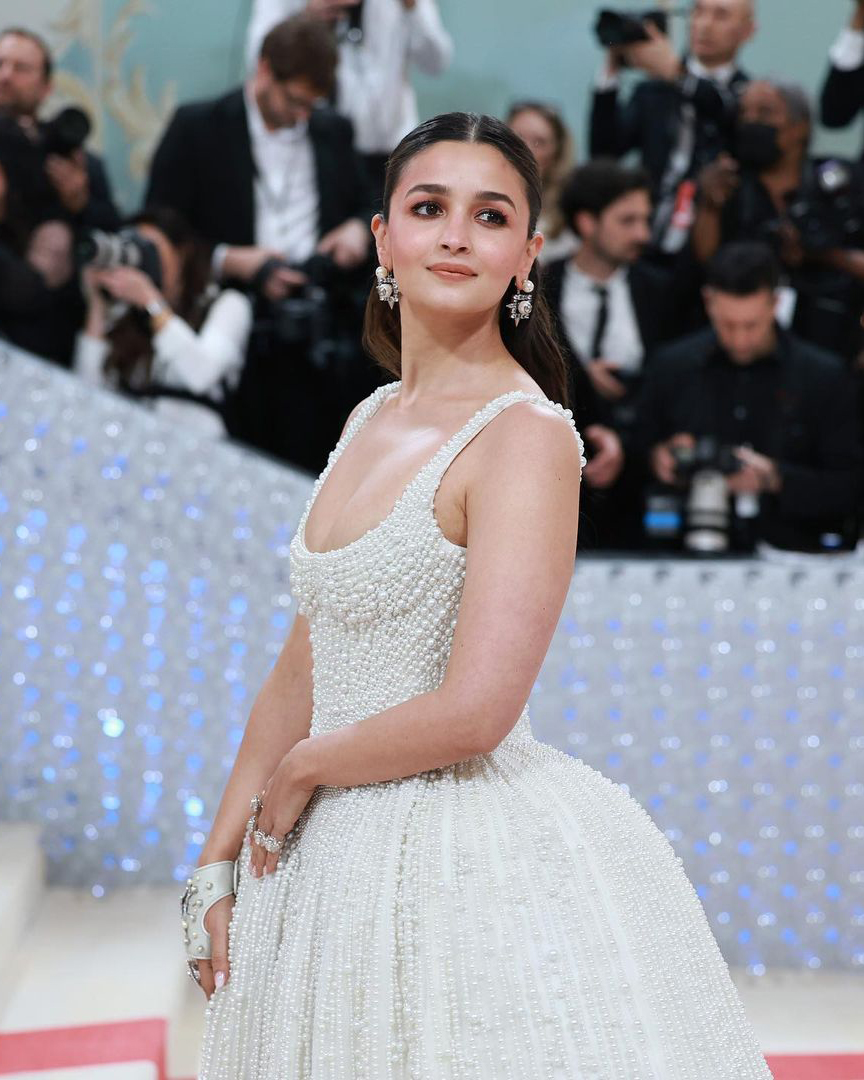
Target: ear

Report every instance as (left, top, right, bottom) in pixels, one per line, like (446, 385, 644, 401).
(371, 213, 391, 269)
(701, 284, 714, 311)
(575, 210, 594, 241)
(516, 230, 544, 288)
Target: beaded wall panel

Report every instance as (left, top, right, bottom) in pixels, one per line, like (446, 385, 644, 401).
(1, 347, 862, 972)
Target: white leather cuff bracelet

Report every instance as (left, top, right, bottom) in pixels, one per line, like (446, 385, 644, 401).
(180, 859, 237, 961)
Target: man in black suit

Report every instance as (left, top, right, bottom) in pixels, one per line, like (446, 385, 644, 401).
(820, 0, 864, 157)
(0, 27, 119, 233)
(589, 0, 754, 256)
(145, 14, 377, 470)
(638, 243, 863, 554)
(545, 160, 674, 550)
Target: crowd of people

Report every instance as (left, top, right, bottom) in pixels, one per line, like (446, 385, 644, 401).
(1, 0, 863, 556)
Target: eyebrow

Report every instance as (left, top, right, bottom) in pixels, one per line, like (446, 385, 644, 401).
(404, 182, 517, 212)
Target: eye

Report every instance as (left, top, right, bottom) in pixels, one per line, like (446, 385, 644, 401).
(411, 200, 443, 217)
(477, 208, 508, 226)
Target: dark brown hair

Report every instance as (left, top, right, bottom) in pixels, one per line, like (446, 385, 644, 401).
(103, 206, 214, 388)
(361, 111, 571, 408)
(560, 158, 651, 238)
(258, 14, 337, 99)
(0, 27, 52, 80)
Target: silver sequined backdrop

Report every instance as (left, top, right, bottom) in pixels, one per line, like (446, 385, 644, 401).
(1, 346, 862, 974)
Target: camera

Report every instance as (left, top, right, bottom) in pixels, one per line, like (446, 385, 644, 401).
(594, 8, 668, 48)
(785, 159, 864, 252)
(75, 227, 164, 289)
(40, 106, 92, 157)
(255, 253, 359, 373)
(644, 436, 755, 554)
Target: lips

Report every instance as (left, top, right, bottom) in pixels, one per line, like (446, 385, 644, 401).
(427, 263, 476, 277)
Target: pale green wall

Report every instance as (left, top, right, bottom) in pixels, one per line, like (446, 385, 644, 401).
(2, 0, 860, 213)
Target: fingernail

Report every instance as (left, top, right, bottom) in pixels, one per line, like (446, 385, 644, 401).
(214, 970, 225, 989)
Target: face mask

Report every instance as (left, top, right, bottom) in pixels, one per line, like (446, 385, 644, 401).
(735, 121, 783, 171)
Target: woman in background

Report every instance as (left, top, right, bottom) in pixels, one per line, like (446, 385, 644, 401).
(75, 206, 252, 440)
(507, 99, 577, 262)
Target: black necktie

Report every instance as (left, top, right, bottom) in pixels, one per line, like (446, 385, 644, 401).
(589, 284, 609, 360)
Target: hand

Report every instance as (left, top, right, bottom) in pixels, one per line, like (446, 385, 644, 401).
(44, 149, 90, 215)
(585, 358, 628, 401)
(306, 0, 359, 21)
(316, 218, 370, 269)
(89, 265, 163, 309)
(621, 20, 681, 81)
(728, 446, 782, 494)
(650, 432, 696, 486)
(25, 220, 74, 289)
(262, 265, 308, 302)
(581, 423, 625, 489)
(195, 890, 235, 1001)
(698, 154, 740, 210)
(249, 742, 318, 878)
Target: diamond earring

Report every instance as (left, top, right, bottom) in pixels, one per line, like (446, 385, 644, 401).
(507, 278, 534, 325)
(375, 265, 400, 309)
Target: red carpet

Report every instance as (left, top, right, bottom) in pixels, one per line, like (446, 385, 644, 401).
(1, 1021, 863, 1079)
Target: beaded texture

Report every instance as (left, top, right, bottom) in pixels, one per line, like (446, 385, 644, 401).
(198, 382, 771, 1079)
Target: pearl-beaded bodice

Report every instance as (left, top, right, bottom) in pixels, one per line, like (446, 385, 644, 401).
(289, 380, 586, 744)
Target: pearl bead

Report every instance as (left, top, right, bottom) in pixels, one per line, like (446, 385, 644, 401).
(197, 381, 770, 1078)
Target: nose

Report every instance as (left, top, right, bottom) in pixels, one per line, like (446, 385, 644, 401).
(438, 214, 471, 254)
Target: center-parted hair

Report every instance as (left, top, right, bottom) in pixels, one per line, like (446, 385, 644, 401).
(362, 111, 570, 408)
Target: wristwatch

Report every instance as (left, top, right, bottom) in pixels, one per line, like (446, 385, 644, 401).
(145, 297, 168, 319)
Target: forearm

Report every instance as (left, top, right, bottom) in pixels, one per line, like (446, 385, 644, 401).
(291, 686, 488, 790)
(820, 246, 864, 282)
(199, 629, 313, 863)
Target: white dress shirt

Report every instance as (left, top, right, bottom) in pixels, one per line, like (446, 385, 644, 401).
(829, 27, 864, 71)
(559, 261, 644, 373)
(246, 0, 453, 153)
(74, 289, 253, 440)
(244, 83, 319, 262)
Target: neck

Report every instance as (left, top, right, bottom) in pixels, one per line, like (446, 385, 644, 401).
(396, 301, 521, 405)
(761, 149, 805, 185)
(572, 244, 619, 282)
(692, 52, 736, 73)
(725, 326, 778, 365)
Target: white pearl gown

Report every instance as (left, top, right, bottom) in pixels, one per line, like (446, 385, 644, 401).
(198, 381, 773, 1079)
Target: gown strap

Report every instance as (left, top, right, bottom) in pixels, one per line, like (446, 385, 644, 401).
(417, 390, 587, 504)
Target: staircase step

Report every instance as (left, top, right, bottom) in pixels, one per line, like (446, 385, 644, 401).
(0, 824, 45, 1017)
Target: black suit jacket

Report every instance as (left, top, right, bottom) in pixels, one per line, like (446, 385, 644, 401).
(144, 87, 372, 247)
(636, 326, 863, 551)
(589, 67, 749, 192)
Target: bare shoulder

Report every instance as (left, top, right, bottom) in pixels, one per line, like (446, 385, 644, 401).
(473, 399, 583, 485)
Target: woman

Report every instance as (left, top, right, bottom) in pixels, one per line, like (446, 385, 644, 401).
(506, 100, 577, 263)
(74, 206, 252, 439)
(189, 113, 771, 1078)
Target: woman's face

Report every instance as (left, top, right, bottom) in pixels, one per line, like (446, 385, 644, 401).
(508, 109, 559, 179)
(136, 223, 183, 307)
(372, 140, 542, 324)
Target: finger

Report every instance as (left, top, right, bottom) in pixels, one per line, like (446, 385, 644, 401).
(197, 957, 214, 998)
(316, 232, 338, 254)
(263, 843, 280, 876)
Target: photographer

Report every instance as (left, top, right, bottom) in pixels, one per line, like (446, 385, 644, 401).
(819, 0, 864, 155)
(245, 0, 453, 205)
(638, 243, 863, 555)
(146, 14, 376, 469)
(590, 0, 754, 255)
(73, 207, 253, 440)
(544, 160, 675, 549)
(0, 27, 119, 231)
(692, 79, 864, 359)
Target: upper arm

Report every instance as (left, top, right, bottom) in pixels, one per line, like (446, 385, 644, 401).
(438, 404, 582, 753)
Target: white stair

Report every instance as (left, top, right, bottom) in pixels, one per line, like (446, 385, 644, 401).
(0, 824, 203, 1078)
(0, 823, 45, 1018)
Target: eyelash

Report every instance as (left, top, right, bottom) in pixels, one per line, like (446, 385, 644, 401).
(410, 200, 508, 226)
